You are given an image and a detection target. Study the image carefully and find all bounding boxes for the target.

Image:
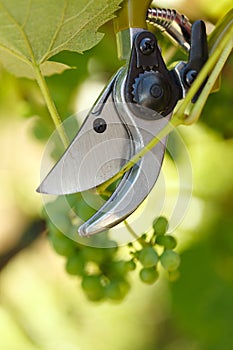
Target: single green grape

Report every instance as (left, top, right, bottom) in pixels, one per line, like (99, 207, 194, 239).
(102, 245, 119, 261)
(103, 243, 119, 258)
(125, 260, 136, 271)
(65, 252, 86, 276)
(152, 216, 168, 236)
(44, 199, 72, 233)
(45, 197, 69, 216)
(81, 275, 105, 301)
(138, 246, 159, 268)
(160, 250, 181, 272)
(156, 235, 177, 249)
(139, 267, 159, 284)
(105, 279, 130, 301)
(49, 228, 77, 256)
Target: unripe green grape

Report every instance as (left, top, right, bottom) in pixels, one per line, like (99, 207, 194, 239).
(49, 228, 76, 256)
(65, 253, 86, 276)
(45, 200, 72, 233)
(160, 250, 181, 272)
(139, 267, 159, 284)
(125, 260, 136, 271)
(81, 275, 105, 301)
(138, 247, 159, 268)
(105, 279, 130, 301)
(156, 235, 177, 249)
(45, 197, 68, 216)
(103, 243, 118, 258)
(52, 215, 72, 234)
(152, 216, 168, 236)
(106, 260, 128, 278)
(82, 246, 107, 264)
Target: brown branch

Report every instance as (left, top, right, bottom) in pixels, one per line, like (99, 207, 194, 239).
(0, 219, 46, 271)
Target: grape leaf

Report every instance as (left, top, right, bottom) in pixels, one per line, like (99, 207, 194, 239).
(0, 0, 123, 79)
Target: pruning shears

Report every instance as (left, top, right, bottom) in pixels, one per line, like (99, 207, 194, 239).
(37, 0, 209, 236)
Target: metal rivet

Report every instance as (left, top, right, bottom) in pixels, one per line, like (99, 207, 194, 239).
(150, 84, 163, 99)
(139, 38, 155, 55)
(185, 70, 197, 86)
(93, 118, 107, 133)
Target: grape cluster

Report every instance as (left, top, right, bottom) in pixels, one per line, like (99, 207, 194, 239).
(129, 216, 180, 284)
(47, 211, 180, 302)
(48, 221, 134, 302)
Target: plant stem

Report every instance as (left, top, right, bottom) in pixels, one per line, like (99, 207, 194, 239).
(34, 64, 68, 147)
(124, 220, 139, 240)
(186, 39, 233, 125)
(98, 116, 182, 193)
(175, 21, 233, 125)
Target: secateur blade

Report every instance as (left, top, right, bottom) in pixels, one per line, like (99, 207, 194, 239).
(37, 70, 133, 195)
(78, 73, 173, 236)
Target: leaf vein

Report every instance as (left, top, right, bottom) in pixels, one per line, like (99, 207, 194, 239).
(0, 43, 31, 64)
(21, 0, 32, 29)
(63, 0, 95, 25)
(41, 0, 96, 62)
(47, 2, 114, 58)
(40, 0, 69, 63)
(0, 1, 36, 64)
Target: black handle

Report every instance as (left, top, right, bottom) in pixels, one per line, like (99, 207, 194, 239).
(182, 20, 208, 101)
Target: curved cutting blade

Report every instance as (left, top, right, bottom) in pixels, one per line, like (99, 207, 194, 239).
(37, 70, 133, 195)
(77, 70, 173, 236)
(78, 135, 167, 236)
(38, 67, 173, 236)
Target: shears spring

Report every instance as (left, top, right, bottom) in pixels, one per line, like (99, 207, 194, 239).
(147, 7, 191, 52)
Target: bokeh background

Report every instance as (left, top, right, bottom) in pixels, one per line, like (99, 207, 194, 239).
(0, 0, 232, 349)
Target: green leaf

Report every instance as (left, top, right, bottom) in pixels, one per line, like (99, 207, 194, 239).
(0, 49, 72, 78)
(0, 0, 122, 79)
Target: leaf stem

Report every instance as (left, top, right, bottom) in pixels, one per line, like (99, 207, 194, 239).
(34, 64, 68, 147)
(185, 39, 233, 125)
(124, 220, 139, 240)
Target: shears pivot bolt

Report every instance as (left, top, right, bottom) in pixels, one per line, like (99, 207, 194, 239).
(139, 37, 155, 55)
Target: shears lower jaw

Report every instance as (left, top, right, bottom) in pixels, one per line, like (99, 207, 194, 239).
(78, 66, 172, 236)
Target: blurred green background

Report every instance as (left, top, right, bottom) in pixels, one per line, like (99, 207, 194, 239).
(0, 0, 232, 349)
